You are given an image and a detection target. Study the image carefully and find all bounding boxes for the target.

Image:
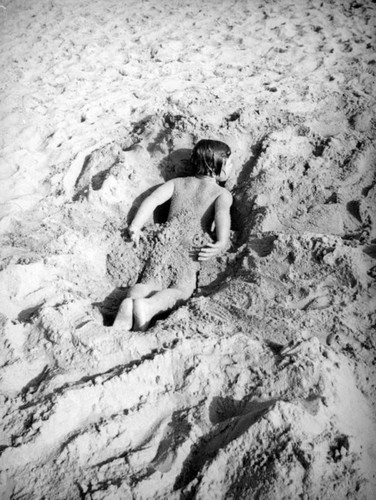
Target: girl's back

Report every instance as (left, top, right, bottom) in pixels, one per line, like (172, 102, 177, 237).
(168, 177, 224, 232)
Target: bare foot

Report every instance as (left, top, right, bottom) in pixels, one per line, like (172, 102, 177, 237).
(133, 298, 152, 332)
(113, 298, 133, 330)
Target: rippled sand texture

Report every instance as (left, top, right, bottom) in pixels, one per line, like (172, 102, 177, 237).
(1, 0, 376, 498)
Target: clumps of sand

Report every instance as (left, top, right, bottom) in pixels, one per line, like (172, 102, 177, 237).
(1, 0, 376, 498)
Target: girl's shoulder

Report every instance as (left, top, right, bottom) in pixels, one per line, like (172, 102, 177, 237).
(217, 186, 233, 203)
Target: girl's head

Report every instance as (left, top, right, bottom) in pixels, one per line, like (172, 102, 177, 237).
(191, 139, 232, 179)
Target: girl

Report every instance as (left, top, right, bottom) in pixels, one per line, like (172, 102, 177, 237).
(114, 139, 233, 331)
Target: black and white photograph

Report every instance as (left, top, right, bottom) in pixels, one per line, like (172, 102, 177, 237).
(0, 0, 375, 498)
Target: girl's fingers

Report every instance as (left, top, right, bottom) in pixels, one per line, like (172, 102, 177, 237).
(198, 254, 216, 261)
(199, 250, 216, 257)
(199, 248, 211, 255)
(129, 228, 146, 249)
(198, 247, 220, 260)
(131, 233, 140, 248)
(201, 245, 219, 254)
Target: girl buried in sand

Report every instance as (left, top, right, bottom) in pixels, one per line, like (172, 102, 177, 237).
(114, 139, 233, 331)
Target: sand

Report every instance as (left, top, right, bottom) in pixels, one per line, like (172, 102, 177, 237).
(0, 0, 376, 498)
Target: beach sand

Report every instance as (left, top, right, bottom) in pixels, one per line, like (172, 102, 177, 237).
(0, 0, 375, 498)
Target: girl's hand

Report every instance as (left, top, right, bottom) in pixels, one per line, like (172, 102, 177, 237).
(128, 225, 145, 248)
(198, 241, 226, 261)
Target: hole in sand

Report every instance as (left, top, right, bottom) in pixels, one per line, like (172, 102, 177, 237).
(346, 200, 362, 222)
(247, 235, 277, 257)
(91, 168, 112, 191)
(18, 303, 44, 323)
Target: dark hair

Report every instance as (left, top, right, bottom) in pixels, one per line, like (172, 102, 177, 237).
(191, 139, 231, 176)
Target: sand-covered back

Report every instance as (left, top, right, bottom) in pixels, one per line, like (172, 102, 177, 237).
(0, 0, 375, 498)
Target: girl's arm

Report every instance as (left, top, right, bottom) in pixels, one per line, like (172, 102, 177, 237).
(198, 190, 232, 261)
(129, 180, 175, 244)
